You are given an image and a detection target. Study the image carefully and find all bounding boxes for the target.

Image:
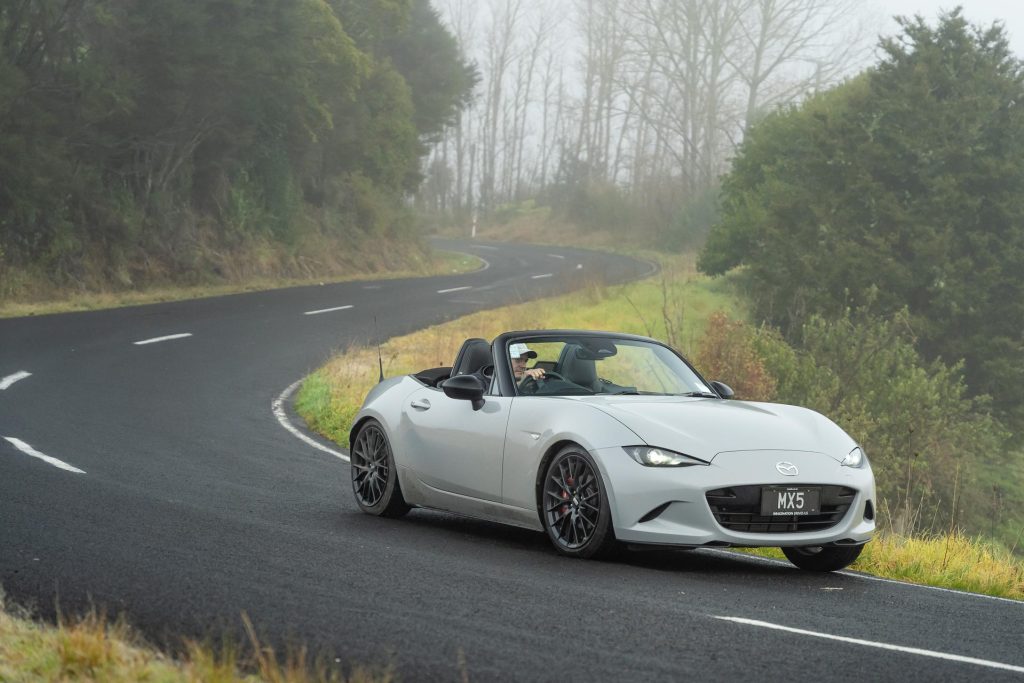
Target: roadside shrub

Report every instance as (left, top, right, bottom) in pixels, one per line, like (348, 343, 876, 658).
(700, 309, 1012, 538)
(695, 311, 777, 401)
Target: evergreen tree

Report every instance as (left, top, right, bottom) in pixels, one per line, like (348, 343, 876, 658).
(700, 9, 1024, 427)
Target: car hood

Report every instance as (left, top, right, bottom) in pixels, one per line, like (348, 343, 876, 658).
(573, 396, 855, 463)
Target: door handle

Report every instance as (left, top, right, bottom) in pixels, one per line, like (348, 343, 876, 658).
(410, 398, 431, 410)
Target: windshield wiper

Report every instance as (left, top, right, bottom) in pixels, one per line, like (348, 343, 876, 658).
(681, 391, 720, 398)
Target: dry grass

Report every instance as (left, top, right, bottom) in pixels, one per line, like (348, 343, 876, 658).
(856, 532, 1024, 599)
(0, 593, 393, 682)
(0, 247, 480, 319)
(738, 532, 1024, 600)
(434, 213, 628, 250)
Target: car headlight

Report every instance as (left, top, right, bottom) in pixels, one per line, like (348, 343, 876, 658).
(624, 446, 709, 467)
(842, 446, 867, 468)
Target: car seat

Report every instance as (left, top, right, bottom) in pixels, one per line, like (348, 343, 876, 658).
(560, 347, 600, 392)
(451, 338, 492, 377)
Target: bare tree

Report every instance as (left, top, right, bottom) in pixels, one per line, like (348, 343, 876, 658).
(480, 0, 524, 211)
(732, 0, 869, 131)
(426, 0, 876, 227)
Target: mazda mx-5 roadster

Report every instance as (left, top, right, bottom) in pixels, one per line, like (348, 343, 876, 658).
(348, 330, 875, 571)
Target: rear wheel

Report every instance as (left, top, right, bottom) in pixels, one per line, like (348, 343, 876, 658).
(782, 543, 864, 572)
(541, 445, 616, 559)
(351, 420, 409, 518)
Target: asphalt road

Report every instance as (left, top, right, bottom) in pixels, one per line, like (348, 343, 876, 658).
(1, 239, 1021, 682)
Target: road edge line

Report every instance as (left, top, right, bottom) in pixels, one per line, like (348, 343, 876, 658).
(3, 437, 86, 474)
(271, 379, 350, 463)
(713, 615, 1024, 674)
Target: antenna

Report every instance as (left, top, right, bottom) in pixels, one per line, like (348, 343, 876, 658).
(375, 316, 384, 383)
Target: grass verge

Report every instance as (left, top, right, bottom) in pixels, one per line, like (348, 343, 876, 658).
(0, 592, 392, 682)
(739, 531, 1024, 600)
(0, 248, 481, 319)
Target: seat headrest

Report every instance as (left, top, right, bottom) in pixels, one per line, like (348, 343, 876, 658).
(561, 348, 598, 388)
(452, 338, 492, 377)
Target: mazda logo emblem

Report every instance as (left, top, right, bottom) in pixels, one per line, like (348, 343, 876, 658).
(776, 461, 799, 476)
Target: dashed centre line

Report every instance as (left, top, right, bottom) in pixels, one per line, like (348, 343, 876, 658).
(133, 333, 193, 346)
(531, 273, 554, 280)
(714, 616, 1024, 674)
(304, 305, 354, 316)
(438, 286, 473, 294)
(547, 253, 566, 259)
(0, 371, 31, 390)
(4, 437, 85, 474)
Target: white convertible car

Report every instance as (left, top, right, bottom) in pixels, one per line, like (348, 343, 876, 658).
(349, 330, 875, 571)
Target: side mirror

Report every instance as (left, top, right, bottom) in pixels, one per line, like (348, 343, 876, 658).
(710, 380, 734, 399)
(441, 374, 486, 410)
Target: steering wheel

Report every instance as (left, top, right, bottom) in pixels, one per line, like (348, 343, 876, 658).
(519, 370, 567, 394)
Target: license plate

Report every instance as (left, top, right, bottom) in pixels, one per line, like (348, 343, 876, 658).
(760, 486, 821, 517)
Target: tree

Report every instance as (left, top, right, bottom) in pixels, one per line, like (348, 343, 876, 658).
(700, 9, 1024, 427)
(0, 0, 475, 292)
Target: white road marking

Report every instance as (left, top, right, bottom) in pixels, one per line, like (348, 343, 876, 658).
(133, 333, 192, 346)
(547, 253, 566, 259)
(531, 273, 554, 280)
(472, 245, 500, 251)
(3, 437, 85, 474)
(638, 258, 659, 278)
(272, 379, 349, 462)
(362, 285, 382, 290)
(714, 616, 1024, 674)
(304, 305, 354, 316)
(438, 286, 473, 294)
(698, 548, 1024, 605)
(0, 371, 31, 390)
(576, 264, 583, 270)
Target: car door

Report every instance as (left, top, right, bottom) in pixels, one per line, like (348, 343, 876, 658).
(401, 384, 511, 502)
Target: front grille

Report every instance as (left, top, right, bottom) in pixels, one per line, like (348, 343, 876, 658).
(705, 485, 856, 533)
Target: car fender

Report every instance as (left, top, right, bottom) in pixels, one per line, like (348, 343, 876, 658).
(501, 397, 641, 516)
(349, 375, 423, 464)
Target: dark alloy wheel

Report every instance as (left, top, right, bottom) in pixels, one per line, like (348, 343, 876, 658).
(351, 420, 409, 518)
(541, 445, 616, 558)
(782, 543, 864, 572)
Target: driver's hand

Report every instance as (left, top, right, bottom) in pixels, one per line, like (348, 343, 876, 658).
(523, 368, 546, 380)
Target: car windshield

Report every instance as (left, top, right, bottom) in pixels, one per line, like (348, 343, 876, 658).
(509, 336, 715, 397)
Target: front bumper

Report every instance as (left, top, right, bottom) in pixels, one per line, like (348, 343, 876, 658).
(592, 447, 876, 547)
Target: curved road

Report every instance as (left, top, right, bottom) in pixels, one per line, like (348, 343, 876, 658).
(0, 239, 1021, 681)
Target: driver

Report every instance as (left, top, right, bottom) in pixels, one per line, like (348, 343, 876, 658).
(510, 343, 545, 383)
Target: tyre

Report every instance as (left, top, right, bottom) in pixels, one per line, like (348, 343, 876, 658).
(350, 419, 410, 518)
(781, 543, 864, 572)
(541, 444, 617, 559)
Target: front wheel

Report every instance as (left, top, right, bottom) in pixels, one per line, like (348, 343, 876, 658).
(782, 544, 864, 572)
(541, 445, 616, 559)
(350, 419, 410, 518)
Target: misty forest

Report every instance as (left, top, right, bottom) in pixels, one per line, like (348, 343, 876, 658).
(2, 1, 1023, 548)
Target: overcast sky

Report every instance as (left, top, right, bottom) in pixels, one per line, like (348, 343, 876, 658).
(871, 1, 1024, 56)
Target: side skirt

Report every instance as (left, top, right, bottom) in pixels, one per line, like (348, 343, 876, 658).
(399, 466, 544, 531)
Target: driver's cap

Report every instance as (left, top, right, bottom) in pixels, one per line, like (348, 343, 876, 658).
(509, 342, 537, 360)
